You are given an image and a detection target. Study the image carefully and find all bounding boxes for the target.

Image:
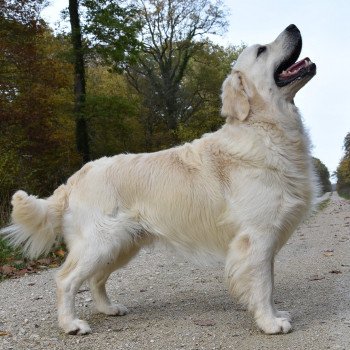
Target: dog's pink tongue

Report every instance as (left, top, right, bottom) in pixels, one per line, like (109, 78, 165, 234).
(279, 57, 312, 77)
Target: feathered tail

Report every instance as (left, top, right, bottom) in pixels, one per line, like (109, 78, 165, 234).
(0, 185, 68, 259)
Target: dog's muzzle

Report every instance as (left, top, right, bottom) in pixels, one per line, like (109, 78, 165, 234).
(274, 24, 316, 87)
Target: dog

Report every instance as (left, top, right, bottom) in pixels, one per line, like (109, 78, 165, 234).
(1, 24, 318, 335)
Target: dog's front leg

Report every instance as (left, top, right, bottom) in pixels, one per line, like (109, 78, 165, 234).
(225, 232, 292, 334)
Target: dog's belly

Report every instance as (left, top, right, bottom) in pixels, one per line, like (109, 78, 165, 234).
(126, 185, 234, 258)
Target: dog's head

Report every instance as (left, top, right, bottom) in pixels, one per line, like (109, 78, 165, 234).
(221, 24, 316, 121)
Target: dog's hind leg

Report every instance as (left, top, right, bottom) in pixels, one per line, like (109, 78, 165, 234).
(225, 231, 292, 334)
(56, 213, 147, 335)
(89, 243, 142, 316)
(56, 249, 95, 335)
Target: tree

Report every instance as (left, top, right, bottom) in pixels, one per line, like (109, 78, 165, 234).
(0, 0, 79, 202)
(312, 158, 332, 194)
(64, 0, 145, 161)
(82, 0, 142, 71)
(69, 0, 90, 163)
(336, 132, 350, 198)
(344, 132, 350, 158)
(177, 42, 243, 141)
(125, 0, 228, 145)
(85, 65, 145, 158)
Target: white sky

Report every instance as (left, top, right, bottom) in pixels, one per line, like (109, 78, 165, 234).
(42, 0, 350, 178)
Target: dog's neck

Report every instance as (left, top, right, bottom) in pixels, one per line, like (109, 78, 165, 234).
(243, 118, 279, 133)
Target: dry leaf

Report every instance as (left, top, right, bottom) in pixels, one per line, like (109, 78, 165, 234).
(37, 258, 51, 265)
(308, 275, 325, 281)
(0, 265, 15, 275)
(323, 249, 334, 257)
(55, 249, 66, 257)
(49, 263, 59, 268)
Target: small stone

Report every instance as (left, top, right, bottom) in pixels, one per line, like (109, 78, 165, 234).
(29, 334, 40, 340)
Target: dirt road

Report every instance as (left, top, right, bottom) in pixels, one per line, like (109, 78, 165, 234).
(0, 192, 349, 350)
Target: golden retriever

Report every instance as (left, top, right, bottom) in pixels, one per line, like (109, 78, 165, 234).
(1, 24, 318, 335)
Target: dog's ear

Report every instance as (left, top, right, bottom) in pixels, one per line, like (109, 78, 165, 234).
(221, 71, 250, 121)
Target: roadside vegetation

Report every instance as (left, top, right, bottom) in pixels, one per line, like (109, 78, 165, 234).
(336, 132, 350, 199)
(313, 157, 332, 194)
(317, 196, 332, 212)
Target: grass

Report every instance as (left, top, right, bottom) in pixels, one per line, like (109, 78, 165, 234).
(0, 237, 23, 264)
(317, 197, 331, 211)
(0, 200, 15, 273)
(338, 191, 350, 200)
(0, 238, 25, 282)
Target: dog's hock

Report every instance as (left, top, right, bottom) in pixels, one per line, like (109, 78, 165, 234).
(221, 71, 250, 122)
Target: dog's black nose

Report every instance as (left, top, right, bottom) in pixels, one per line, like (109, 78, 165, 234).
(286, 24, 299, 33)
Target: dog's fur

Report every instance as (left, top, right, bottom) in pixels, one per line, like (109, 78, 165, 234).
(1, 25, 318, 335)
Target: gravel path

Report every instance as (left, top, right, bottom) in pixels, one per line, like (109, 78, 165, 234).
(0, 192, 349, 350)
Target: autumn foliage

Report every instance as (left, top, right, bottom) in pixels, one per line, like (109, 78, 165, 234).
(0, 1, 80, 206)
(336, 133, 350, 198)
(0, 0, 335, 274)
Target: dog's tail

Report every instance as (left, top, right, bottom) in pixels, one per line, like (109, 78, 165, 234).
(1, 185, 68, 259)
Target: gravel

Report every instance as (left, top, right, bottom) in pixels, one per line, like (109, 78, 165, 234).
(0, 192, 349, 350)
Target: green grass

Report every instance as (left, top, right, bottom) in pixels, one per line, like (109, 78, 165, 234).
(338, 191, 350, 200)
(0, 200, 14, 267)
(0, 237, 24, 263)
(317, 197, 331, 211)
(0, 238, 25, 281)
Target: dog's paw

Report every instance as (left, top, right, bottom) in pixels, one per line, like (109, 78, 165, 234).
(256, 316, 292, 334)
(97, 303, 129, 316)
(64, 319, 92, 335)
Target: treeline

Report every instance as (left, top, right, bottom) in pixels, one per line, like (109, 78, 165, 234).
(313, 158, 332, 194)
(336, 133, 350, 198)
(0, 0, 239, 208)
(0, 0, 333, 222)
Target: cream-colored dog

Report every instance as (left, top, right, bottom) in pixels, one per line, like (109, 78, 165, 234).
(2, 24, 318, 335)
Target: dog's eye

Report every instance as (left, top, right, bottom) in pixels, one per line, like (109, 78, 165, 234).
(257, 46, 266, 57)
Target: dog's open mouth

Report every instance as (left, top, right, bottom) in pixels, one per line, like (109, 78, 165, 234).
(275, 58, 316, 87)
(274, 41, 316, 87)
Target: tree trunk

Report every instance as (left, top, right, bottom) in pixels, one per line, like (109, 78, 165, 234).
(68, 0, 90, 163)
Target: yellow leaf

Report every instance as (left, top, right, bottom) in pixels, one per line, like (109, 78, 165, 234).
(55, 249, 66, 257)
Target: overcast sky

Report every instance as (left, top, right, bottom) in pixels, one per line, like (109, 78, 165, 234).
(42, 0, 350, 178)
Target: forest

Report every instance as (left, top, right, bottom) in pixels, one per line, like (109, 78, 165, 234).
(0, 0, 341, 229)
(0, 0, 241, 219)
